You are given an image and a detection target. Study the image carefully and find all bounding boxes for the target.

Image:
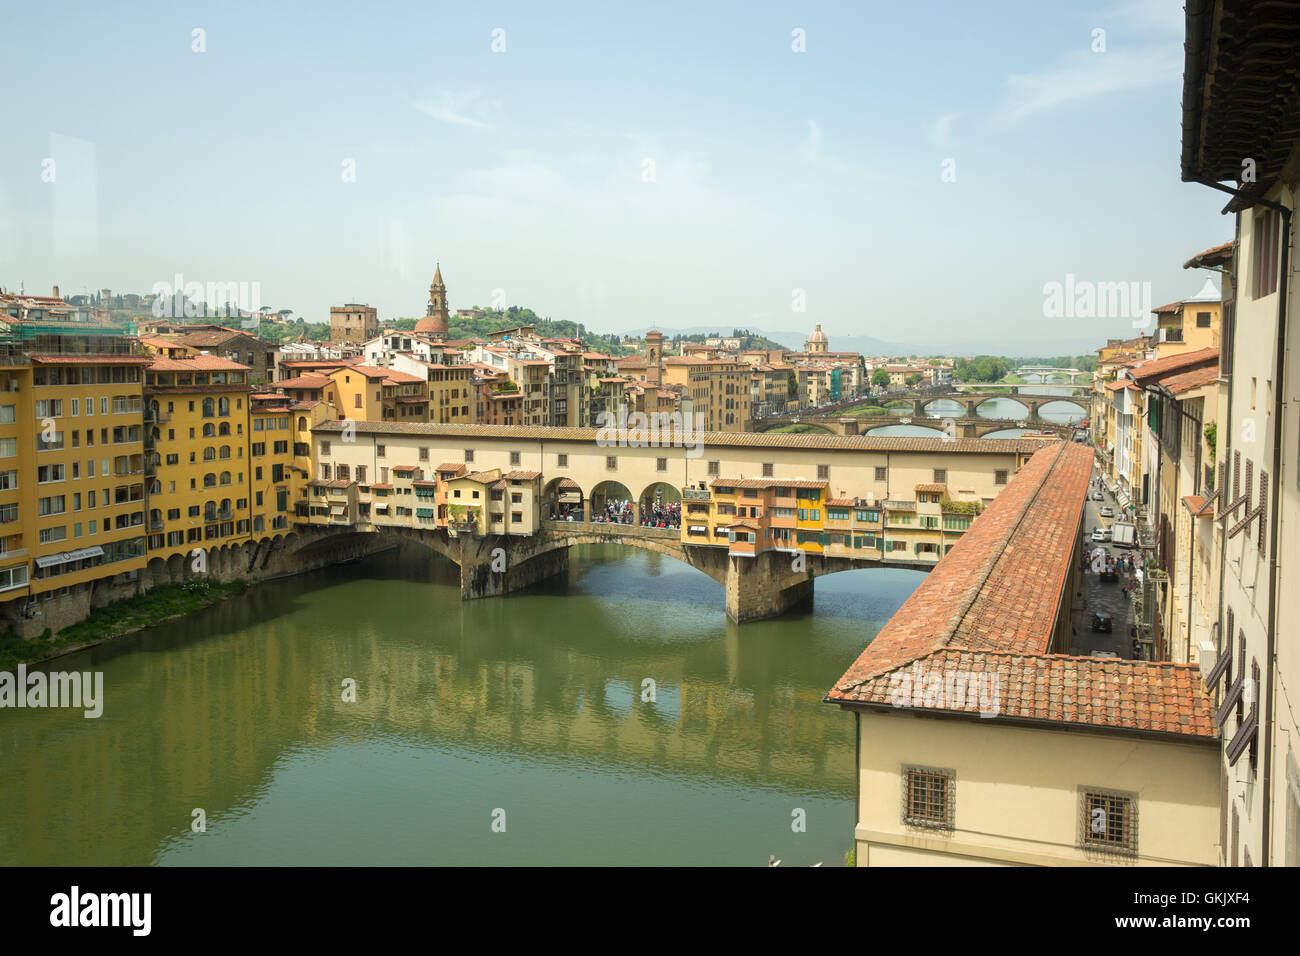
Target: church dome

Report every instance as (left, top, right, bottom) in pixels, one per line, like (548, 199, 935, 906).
(808, 324, 827, 344)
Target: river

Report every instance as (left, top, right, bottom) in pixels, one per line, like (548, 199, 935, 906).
(0, 544, 924, 866)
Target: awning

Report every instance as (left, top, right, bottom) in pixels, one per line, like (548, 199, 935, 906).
(375, 504, 389, 513)
(416, 508, 435, 518)
(35, 546, 104, 569)
(688, 525, 707, 532)
(329, 504, 346, 515)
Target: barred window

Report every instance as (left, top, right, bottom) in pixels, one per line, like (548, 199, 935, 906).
(606, 456, 617, 470)
(933, 468, 947, 483)
(875, 466, 887, 481)
(707, 460, 720, 476)
(818, 464, 829, 480)
(995, 469, 1009, 485)
(1079, 787, 1137, 856)
(762, 462, 774, 477)
(902, 766, 954, 830)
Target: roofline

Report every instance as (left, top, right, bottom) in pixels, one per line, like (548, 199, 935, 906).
(825, 696, 1220, 744)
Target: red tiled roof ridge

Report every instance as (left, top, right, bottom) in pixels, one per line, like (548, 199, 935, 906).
(833, 442, 1089, 691)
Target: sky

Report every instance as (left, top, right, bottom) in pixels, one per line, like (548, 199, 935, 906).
(0, 0, 1231, 353)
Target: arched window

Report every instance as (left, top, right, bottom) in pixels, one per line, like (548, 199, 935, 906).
(204, 473, 217, 488)
(220, 498, 231, 515)
(203, 447, 216, 461)
(220, 472, 231, 485)
(202, 398, 215, 418)
(218, 422, 231, 436)
(150, 427, 160, 441)
(219, 445, 231, 459)
(218, 397, 230, 417)
(298, 416, 307, 431)
(202, 423, 216, 438)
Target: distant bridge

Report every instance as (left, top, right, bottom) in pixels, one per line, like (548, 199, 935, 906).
(1014, 366, 1089, 384)
(760, 415, 1074, 439)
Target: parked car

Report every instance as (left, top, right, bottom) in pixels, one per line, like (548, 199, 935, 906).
(1091, 491, 1104, 501)
(1091, 528, 1111, 542)
(1090, 612, 1114, 633)
(1099, 506, 1114, 518)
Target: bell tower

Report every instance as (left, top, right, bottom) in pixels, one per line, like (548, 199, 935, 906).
(416, 263, 450, 337)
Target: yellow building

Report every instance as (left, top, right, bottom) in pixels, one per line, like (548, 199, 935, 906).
(660, 357, 752, 431)
(143, 356, 253, 562)
(1151, 290, 1221, 358)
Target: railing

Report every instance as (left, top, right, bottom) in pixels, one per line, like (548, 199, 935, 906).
(681, 488, 711, 501)
(541, 519, 679, 539)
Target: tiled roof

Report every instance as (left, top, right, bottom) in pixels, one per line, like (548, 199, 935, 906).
(28, 354, 154, 365)
(391, 465, 419, 473)
(711, 477, 828, 489)
(308, 478, 354, 489)
(1160, 364, 1220, 395)
(147, 355, 251, 372)
(503, 470, 542, 480)
(832, 650, 1215, 738)
(914, 482, 946, 492)
(1152, 301, 1184, 314)
(310, 420, 1048, 455)
(825, 442, 1212, 740)
(1183, 241, 1233, 269)
(825, 497, 854, 507)
(435, 462, 465, 472)
(1129, 348, 1219, 385)
(1105, 380, 1140, 391)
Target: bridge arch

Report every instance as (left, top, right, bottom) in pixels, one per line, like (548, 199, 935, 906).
(590, 480, 634, 522)
(638, 481, 682, 528)
(542, 476, 585, 520)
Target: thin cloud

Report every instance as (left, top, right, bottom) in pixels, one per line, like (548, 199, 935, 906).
(992, 46, 1180, 128)
(413, 90, 500, 129)
(929, 113, 960, 146)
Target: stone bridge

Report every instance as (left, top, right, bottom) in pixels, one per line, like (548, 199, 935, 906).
(761, 415, 1075, 438)
(912, 391, 1091, 422)
(372, 519, 932, 623)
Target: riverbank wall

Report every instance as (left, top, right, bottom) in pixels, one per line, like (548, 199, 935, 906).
(1, 527, 396, 642)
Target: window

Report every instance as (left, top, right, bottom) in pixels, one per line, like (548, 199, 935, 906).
(465, 449, 475, 463)
(1253, 208, 1280, 298)
(657, 457, 667, 472)
(903, 766, 954, 830)
(707, 460, 720, 476)
(420, 447, 430, 461)
(818, 464, 829, 480)
(376, 444, 386, 458)
(762, 462, 774, 477)
(1079, 788, 1137, 856)
(606, 456, 617, 470)
(875, 466, 887, 481)
(509, 451, 520, 466)
(320, 440, 330, 455)
(933, 468, 946, 483)
(1196, 311, 1212, 328)
(994, 470, 1008, 485)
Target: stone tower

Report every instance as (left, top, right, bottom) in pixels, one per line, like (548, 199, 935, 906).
(416, 263, 450, 337)
(645, 329, 664, 385)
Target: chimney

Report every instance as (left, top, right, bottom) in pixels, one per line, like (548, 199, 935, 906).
(52, 285, 60, 299)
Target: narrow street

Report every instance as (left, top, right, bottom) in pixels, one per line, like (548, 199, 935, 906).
(1069, 464, 1137, 658)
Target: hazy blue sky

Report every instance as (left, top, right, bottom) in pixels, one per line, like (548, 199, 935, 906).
(0, 0, 1230, 352)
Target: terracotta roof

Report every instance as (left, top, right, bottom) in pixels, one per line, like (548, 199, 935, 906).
(369, 483, 393, 490)
(556, 478, 581, 490)
(310, 421, 1050, 456)
(391, 465, 419, 473)
(824, 442, 1213, 740)
(395, 396, 429, 403)
(340, 364, 390, 380)
(832, 650, 1215, 739)
(381, 369, 424, 384)
(1128, 348, 1219, 385)
(1159, 364, 1220, 395)
(309, 478, 354, 489)
(503, 470, 542, 481)
(914, 483, 947, 493)
(710, 477, 828, 489)
(147, 355, 251, 372)
(435, 462, 465, 473)
(825, 497, 854, 507)
(274, 374, 332, 389)
(1105, 380, 1140, 391)
(1183, 241, 1234, 269)
(27, 354, 154, 365)
(459, 471, 502, 485)
(1152, 301, 1184, 314)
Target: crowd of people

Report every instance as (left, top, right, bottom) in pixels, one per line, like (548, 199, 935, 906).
(640, 500, 680, 530)
(592, 498, 636, 524)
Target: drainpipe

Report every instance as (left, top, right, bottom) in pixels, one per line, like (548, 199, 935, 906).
(1194, 177, 1290, 866)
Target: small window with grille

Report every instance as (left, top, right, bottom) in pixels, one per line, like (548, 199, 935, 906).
(902, 766, 954, 830)
(1079, 787, 1137, 856)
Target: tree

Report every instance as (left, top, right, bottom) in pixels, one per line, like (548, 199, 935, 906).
(871, 369, 891, 390)
(905, 373, 923, 387)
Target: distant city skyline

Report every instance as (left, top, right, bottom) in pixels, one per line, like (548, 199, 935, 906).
(1, 0, 1228, 352)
